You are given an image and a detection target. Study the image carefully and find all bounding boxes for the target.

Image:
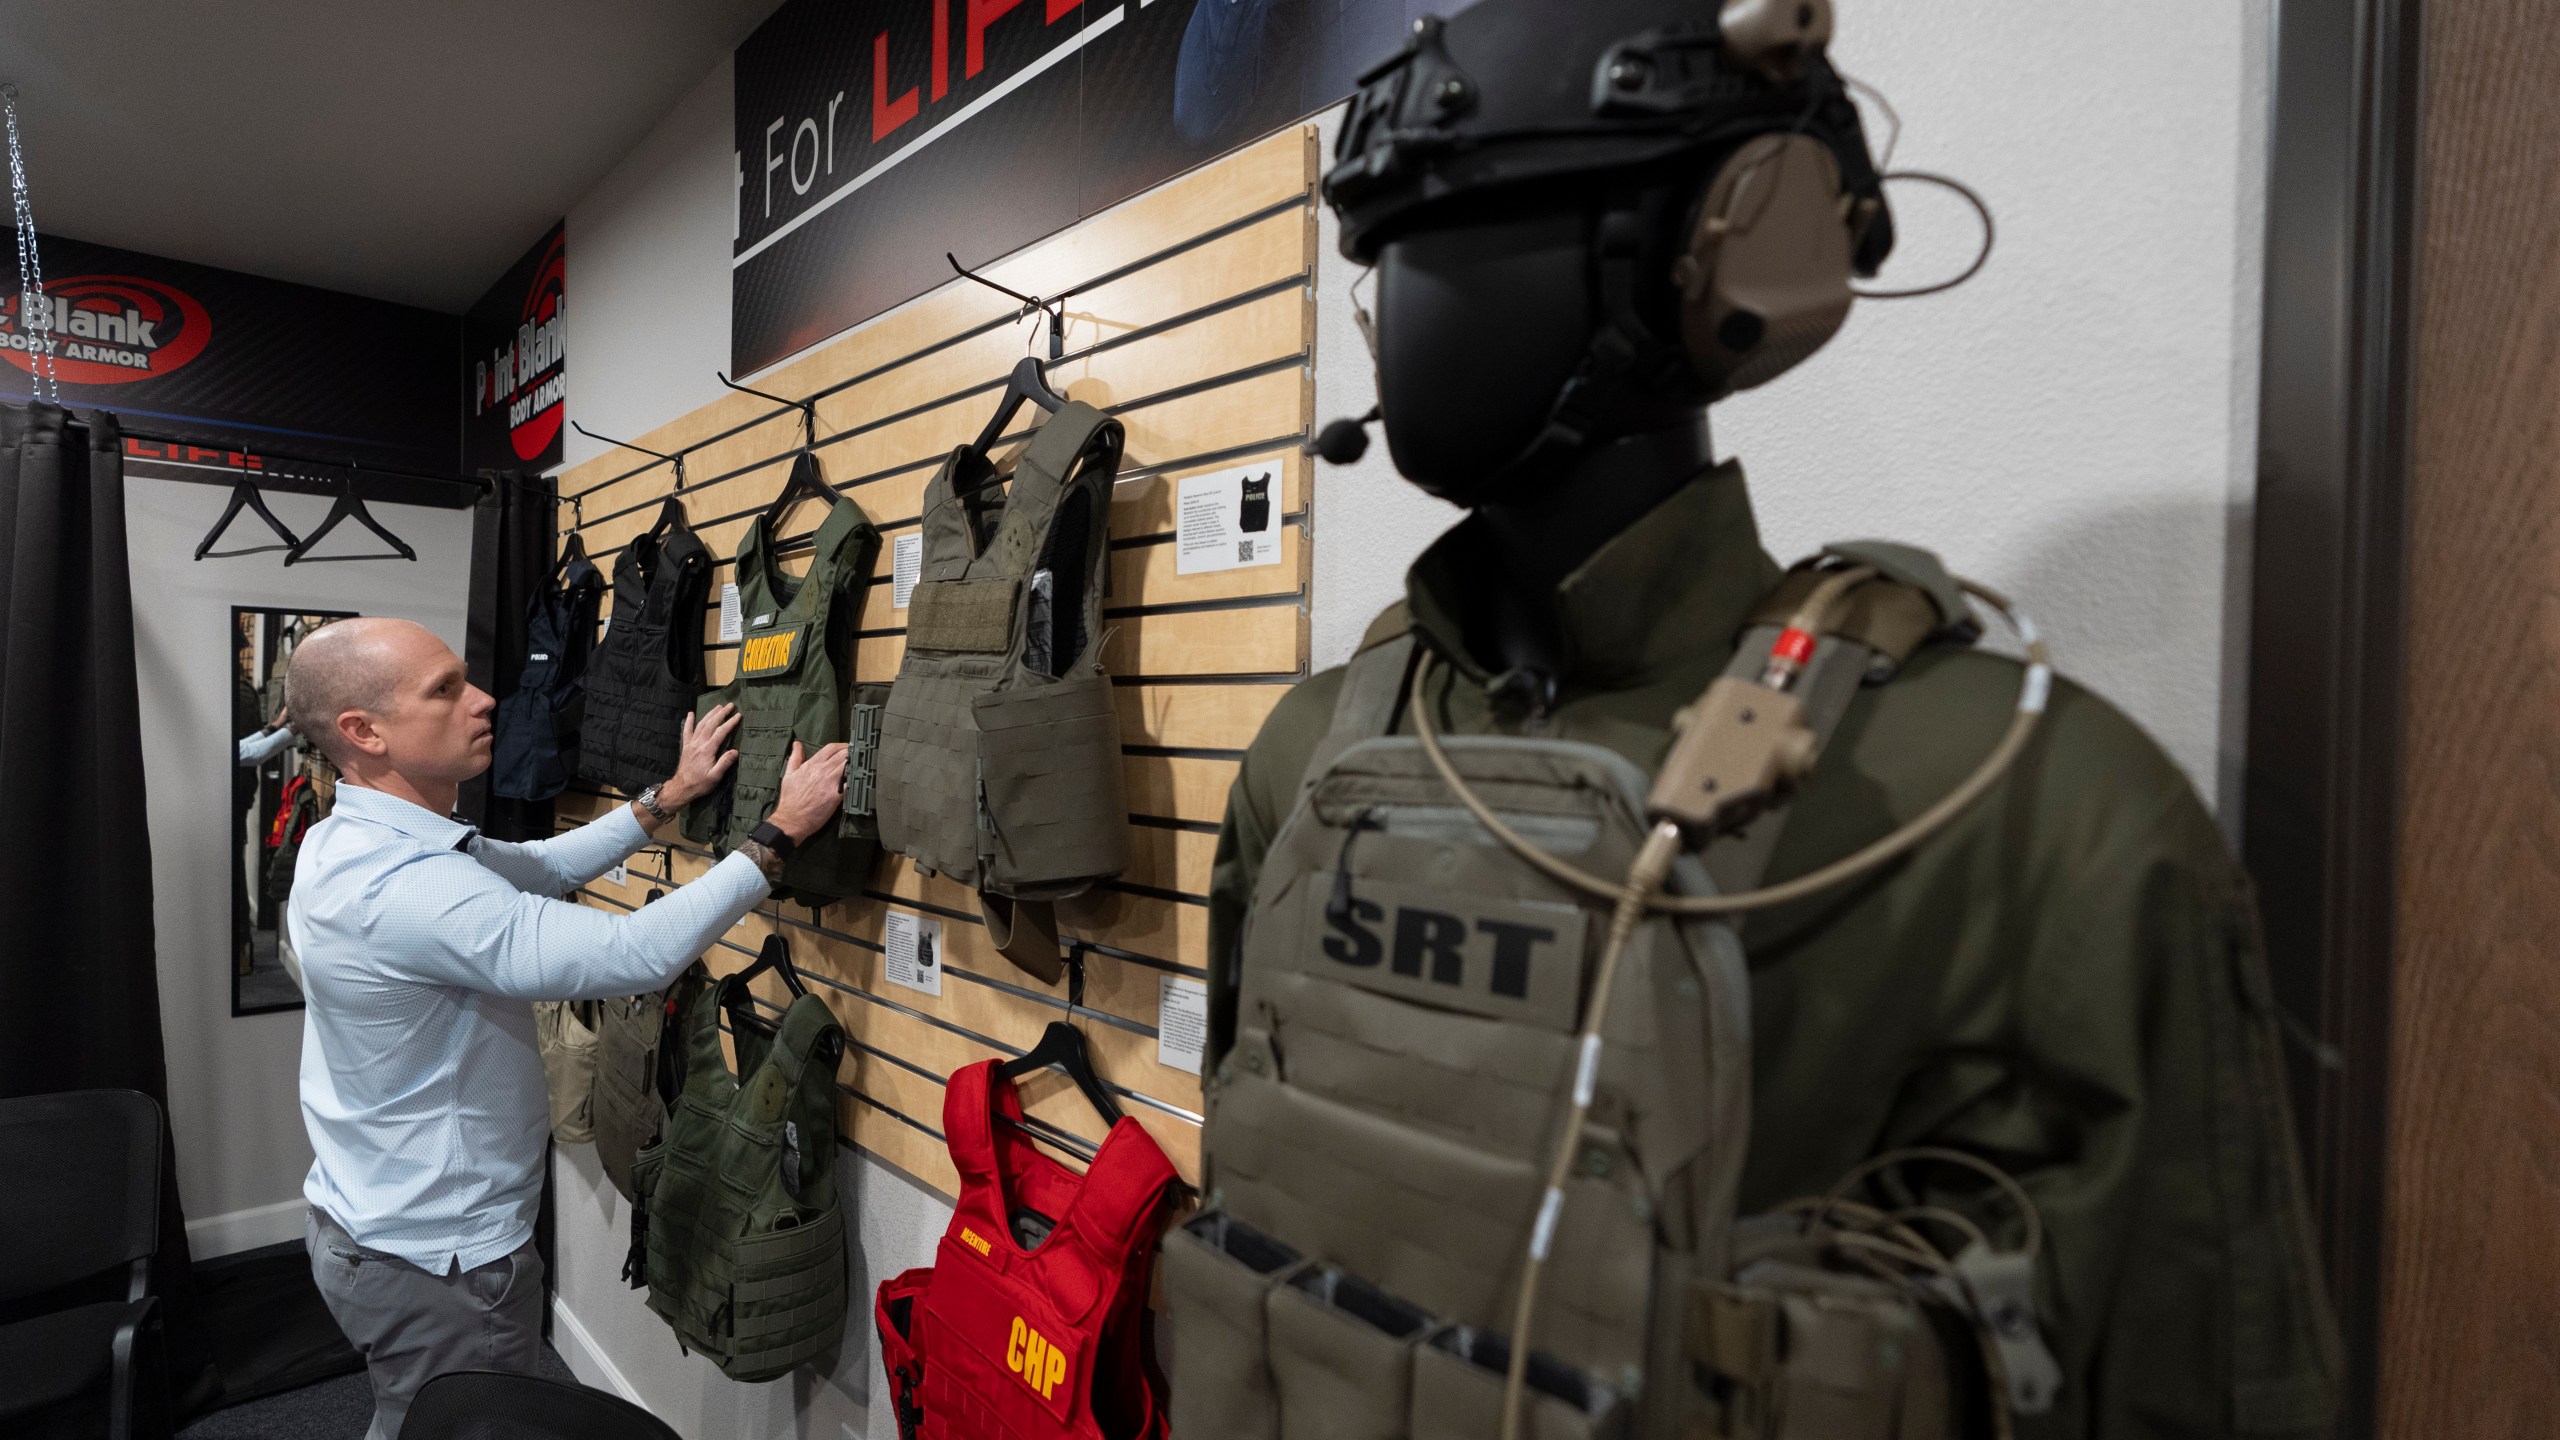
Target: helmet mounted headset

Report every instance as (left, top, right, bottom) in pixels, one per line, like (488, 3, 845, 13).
(1322, 0, 1894, 498)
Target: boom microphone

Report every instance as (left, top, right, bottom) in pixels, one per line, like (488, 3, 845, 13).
(1312, 405, 1382, 465)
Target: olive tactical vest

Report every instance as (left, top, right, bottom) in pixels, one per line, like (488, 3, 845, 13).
(534, 999, 601, 1144)
(1175, 548, 2031, 1440)
(876, 403, 1131, 982)
(492, 549, 606, 802)
(592, 949, 707, 1203)
(683, 484, 885, 905)
(633, 977, 849, 1382)
(579, 522, 712, 795)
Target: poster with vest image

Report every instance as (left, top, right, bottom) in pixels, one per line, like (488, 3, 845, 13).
(731, 0, 1485, 373)
(463, 221, 565, 474)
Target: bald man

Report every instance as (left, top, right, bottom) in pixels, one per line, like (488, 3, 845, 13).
(281, 618, 847, 1440)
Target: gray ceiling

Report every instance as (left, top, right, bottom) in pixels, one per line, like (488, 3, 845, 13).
(0, 0, 778, 314)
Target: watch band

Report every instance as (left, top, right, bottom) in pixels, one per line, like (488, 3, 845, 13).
(633, 784, 673, 827)
(748, 819, 798, 859)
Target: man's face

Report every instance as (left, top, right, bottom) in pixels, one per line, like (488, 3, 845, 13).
(359, 626, 495, 785)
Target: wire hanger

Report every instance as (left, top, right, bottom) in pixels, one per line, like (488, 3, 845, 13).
(718, 371, 820, 452)
(999, 989, 1126, 1130)
(947, 253, 1070, 456)
(193, 478, 302, 560)
(572, 420, 689, 494)
(284, 471, 417, 565)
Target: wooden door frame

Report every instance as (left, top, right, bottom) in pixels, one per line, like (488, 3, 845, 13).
(2244, 0, 2421, 1434)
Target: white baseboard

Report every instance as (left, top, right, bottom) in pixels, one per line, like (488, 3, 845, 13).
(552, 1295, 647, 1406)
(186, 1197, 307, 1258)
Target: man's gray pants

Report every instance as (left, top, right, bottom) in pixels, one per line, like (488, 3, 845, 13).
(306, 1208, 544, 1440)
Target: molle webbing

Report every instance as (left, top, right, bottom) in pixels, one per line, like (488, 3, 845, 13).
(578, 523, 711, 793)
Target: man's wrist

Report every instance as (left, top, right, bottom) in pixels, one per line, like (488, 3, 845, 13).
(631, 783, 675, 829)
(735, 837, 788, 883)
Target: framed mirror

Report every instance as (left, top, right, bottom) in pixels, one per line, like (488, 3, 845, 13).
(233, 606, 357, 1016)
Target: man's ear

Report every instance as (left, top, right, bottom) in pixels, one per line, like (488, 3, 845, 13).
(337, 710, 388, 760)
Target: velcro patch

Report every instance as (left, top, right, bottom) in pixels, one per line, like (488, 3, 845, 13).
(1290, 872, 1590, 1031)
(738, 623, 810, 679)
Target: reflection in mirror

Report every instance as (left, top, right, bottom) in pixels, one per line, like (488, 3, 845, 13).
(233, 606, 357, 1016)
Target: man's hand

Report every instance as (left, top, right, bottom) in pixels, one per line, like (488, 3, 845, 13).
(269, 704, 291, 733)
(659, 704, 742, 809)
(768, 741, 851, 844)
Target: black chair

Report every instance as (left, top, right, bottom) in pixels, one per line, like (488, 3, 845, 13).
(0, 1088, 170, 1440)
(400, 1370, 683, 1440)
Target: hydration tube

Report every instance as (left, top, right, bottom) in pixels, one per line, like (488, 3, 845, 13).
(1400, 572, 2053, 1440)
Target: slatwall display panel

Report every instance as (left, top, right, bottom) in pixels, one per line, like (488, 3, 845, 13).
(554, 127, 1321, 1195)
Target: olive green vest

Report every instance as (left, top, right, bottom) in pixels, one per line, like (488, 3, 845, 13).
(592, 955, 708, 1204)
(875, 402, 1132, 982)
(683, 488, 884, 906)
(634, 977, 849, 1382)
(1174, 549, 2046, 1439)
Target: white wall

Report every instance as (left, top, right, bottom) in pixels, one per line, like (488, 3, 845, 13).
(549, 2, 2272, 1430)
(561, 56, 741, 474)
(125, 478, 475, 1258)
(1315, 0, 2273, 815)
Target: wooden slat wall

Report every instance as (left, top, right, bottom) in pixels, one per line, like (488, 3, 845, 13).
(551, 127, 1319, 1198)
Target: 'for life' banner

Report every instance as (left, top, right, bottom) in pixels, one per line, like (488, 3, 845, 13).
(731, 0, 1477, 376)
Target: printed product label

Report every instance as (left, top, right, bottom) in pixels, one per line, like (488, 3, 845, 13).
(1175, 462, 1286, 575)
(1157, 976, 1208, 1075)
(718, 583, 744, 642)
(892, 531, 923, 609)
(885, 910, 942, 996)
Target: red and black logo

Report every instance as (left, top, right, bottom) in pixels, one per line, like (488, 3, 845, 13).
(1, 274, 212, 385)
(474, 229, 566, 462)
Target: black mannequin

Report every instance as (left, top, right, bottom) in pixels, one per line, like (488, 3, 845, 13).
(1372, 190, 1718, 687)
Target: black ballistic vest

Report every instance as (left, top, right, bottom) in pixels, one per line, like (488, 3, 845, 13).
(492, 549, 605, 801)
(579, 523, 711, 795)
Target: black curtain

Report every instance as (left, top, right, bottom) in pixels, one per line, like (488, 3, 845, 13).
(459, 470, 557, 842)
(0, 400, 221, 1412)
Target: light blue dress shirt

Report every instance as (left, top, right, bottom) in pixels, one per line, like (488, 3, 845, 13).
(293, 782, 769, 1273)
(237, 725, 296, 765)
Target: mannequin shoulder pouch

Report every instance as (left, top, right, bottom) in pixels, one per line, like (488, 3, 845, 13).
(683, 482, 884, 905)
(876, 403, 1132, 981)
(638, 977, 850, 1382)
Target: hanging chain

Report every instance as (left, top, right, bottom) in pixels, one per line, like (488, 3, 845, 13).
(2, 84, 57, 403)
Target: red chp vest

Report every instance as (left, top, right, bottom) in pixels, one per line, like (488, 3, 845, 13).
(876, 1061, 1181, 1440)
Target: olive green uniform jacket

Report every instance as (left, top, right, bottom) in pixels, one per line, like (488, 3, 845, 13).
(1206, 464, 2339, 1439)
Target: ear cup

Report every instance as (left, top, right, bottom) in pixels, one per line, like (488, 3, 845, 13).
(1672, 133, 1857, 397)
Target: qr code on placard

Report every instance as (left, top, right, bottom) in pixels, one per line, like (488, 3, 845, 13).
(1238, 539, 1257, 563)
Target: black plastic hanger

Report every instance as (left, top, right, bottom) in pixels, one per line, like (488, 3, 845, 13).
(284, 473, 416, 565)
(999, 1020, 1126, 1128)
(731, 932, 809, 999)
(642, 493, 689, 542)
(193, 479, 302, 560)
(970, 355, 1070, 457)
(760, 449, 838, 538)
